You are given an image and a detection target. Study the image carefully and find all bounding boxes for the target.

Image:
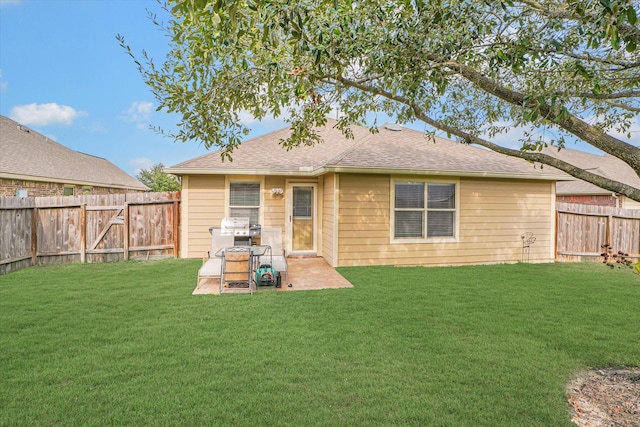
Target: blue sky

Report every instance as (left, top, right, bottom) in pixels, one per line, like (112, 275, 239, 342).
(1, 0, 637, 179)
(0, 0, 287, 177)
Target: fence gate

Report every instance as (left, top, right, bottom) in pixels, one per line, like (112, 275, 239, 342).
(1, 192, 180, 275)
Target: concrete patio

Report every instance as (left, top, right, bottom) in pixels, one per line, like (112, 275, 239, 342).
(193, 256, 353, 295)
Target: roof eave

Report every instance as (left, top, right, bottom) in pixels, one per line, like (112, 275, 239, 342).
(164, 165, 566, 181)
(0, 172, 149, 191)
(164, 167, 319, 177)
(323, 166, 566, 180)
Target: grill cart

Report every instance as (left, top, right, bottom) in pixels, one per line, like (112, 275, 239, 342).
(220, 217, 261, 246)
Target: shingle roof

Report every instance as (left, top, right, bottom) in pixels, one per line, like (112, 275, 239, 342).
(542, 146, 640, 195)
(0, 115, 148, 190)
(167, 119, 566, 180)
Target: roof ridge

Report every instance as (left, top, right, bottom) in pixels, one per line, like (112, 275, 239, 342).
(169, 121, 300, 168)
(323, 122, 377, 167)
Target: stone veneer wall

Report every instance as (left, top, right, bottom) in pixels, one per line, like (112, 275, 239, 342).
(0, 178, 143, 197)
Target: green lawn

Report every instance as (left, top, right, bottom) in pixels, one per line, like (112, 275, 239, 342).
(1, 260, 638, 426)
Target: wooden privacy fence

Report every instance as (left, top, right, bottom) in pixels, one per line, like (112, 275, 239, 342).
(556, 202, 640, 262)
(0, 192, 180, 275)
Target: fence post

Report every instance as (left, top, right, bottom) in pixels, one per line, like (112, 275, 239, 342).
(554, 209, 559, 259)
(31, 207, 38, 265)
(173, 200, 179, 258)
(80, 204, 86, 263)
(123, 203, 130, 261)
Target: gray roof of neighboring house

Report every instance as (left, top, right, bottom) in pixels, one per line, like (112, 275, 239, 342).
(541, 146, 640, 196)
(0, 115, 148, 191)
(167, 119, 566, 180)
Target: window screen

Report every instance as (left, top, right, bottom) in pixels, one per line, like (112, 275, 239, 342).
(394, 182, 425, 238)
(427, 184, 455, 237)
(229, 182, 260, 224)
(293, 187, 313, 218)
(394, 181, 456, 239)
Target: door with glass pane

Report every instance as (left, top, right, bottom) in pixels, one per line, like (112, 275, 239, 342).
(289, 184, 316, 253)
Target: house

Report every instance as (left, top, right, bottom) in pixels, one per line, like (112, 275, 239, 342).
(166, 119, 566, 268)
(0, 115, 148, 196)
(542, 146, 640, 209)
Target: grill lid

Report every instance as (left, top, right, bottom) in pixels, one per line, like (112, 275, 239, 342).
(221, 217, 261, 236)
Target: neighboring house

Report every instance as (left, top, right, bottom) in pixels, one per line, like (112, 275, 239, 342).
(0, 115, 148, 196)
(166, 119, 566, 268)
(543, 146, 640, 210)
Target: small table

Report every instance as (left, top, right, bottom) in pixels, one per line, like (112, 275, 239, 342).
(215, 246, 271, 293)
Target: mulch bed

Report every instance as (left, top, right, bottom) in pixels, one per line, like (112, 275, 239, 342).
(567, 367, 640, 426)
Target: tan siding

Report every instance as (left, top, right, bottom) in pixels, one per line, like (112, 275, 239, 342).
(322, 173, 335, 265)
(623, 197, 640, 210)
(337, 174, 389, 265)
(183, 175, 226, 258)
(337, 174, 554, 267)
(458, 179, 553, 265)
(264, 176, 286, 229)
(180, 176, 190, 257)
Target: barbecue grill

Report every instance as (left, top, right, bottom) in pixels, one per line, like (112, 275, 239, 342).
(219, 217, 261, 245)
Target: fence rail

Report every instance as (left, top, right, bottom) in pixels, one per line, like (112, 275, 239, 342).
(556, 202, 640, 262)
(0, 192, 180, 275)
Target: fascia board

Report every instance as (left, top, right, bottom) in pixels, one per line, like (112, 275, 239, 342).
(163, 168, 319, 177)
(321, 166, 569, 181)
(164, 165, 568, 181)
(0, 172, 148, 190)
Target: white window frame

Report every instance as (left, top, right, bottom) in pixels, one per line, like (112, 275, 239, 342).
(226, 177, 264, 225)
(390, 177, 459, 244)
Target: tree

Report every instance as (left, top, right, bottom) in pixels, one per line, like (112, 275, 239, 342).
(119, 0, 640, 201)
(136, 163, 181, 192)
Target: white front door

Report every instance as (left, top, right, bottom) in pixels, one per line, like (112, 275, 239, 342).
(286, 183, 317, 255)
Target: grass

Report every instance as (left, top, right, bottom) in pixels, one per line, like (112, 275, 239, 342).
(0, 260, 638, 426)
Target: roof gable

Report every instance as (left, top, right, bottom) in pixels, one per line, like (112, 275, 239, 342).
(0, 115, 148, 190)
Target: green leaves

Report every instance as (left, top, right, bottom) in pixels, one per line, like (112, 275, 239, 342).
(123, 0, 639, 186)
(136, 163, 181, 192)
(627, 5, 638, 24)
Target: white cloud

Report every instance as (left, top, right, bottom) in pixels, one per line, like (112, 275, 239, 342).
(10, 103, 84, 126)
(129, 157, 155, 174)
(0, 69, 6, 92)
(87, 121, 109, 134)
(478, 118, 640, 155)
(476, 122, 530, 149)
(601, 118, 640, 147)
(0, 0, 23, 7)
(237, 110, 260, 125)
(120, 101, 154, 129)
(237, 109, 286, 126)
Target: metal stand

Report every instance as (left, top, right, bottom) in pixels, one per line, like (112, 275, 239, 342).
(521, 232, 536, 262)
(220, 246, 253, 294)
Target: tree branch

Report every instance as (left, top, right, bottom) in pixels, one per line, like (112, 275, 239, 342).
(525, 46, 640, 68)
(603, 100, 640, 112)
(518, 0, 640, 38)
(336, 75, 640, 202)
(579, 89, 640, 100)
(442, 61, 640, 175)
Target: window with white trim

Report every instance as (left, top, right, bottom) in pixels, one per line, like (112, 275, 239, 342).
(394, 181, 456, 240)
(229, 182, 260, 225)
